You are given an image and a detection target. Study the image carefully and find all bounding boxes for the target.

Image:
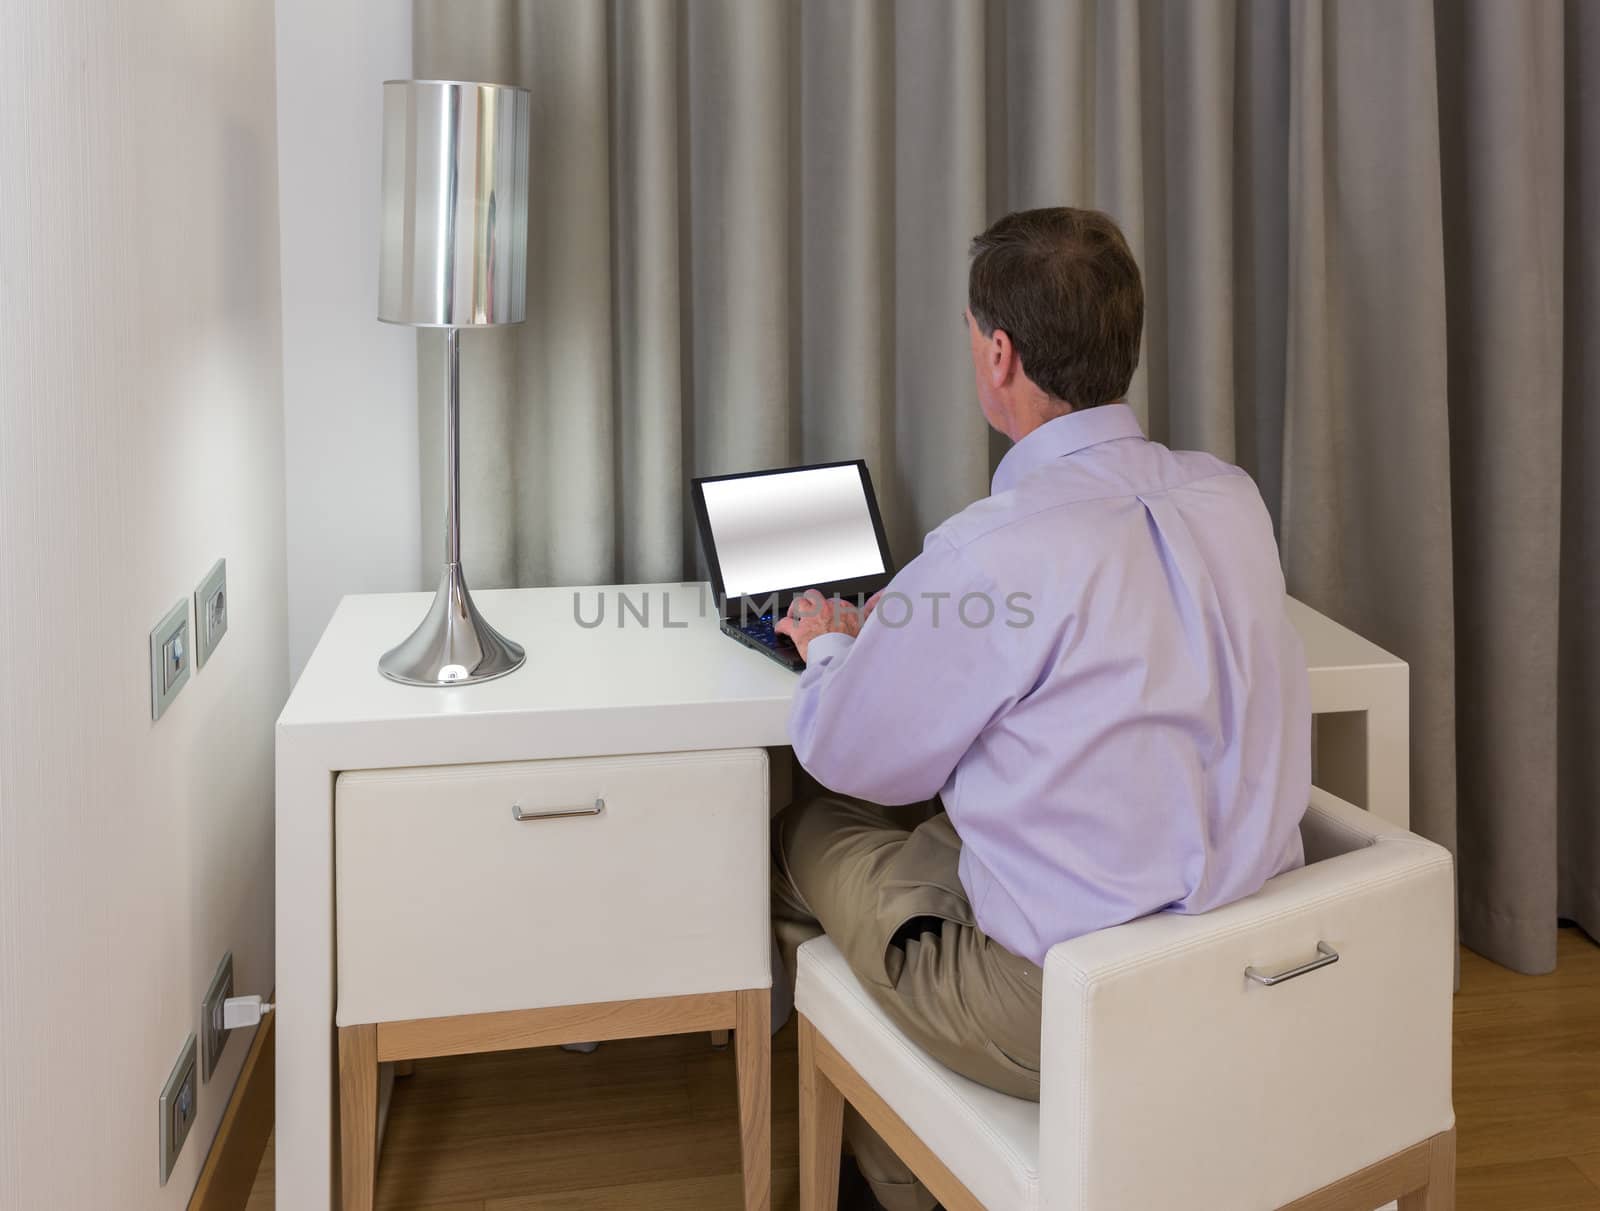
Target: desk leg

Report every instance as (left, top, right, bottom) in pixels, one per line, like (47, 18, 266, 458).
(1364, 687, 1410, 829)
(735, 988, 772, 1211)
(1313, 670, 1411, 830)
(338, 1025, 378, 1211)
(275, 750, 337, 1211)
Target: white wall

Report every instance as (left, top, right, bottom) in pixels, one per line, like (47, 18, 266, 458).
(277, 0, 418, 681)
(0, 3, 289, 1208)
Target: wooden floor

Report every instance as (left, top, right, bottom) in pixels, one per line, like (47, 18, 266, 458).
(248, 928, 1600, 1211)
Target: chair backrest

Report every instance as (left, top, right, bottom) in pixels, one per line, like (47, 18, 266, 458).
(1037, 788, 1455, 1211)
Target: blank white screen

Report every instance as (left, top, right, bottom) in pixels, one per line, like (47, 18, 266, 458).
(701, 465, 885, 597)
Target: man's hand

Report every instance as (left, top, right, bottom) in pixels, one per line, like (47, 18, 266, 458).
(774, 589, 863, 662)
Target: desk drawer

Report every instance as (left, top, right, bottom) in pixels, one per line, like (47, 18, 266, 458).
(335, 748, 769, 1026)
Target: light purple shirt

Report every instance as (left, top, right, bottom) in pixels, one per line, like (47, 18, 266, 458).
(789, 404, 1310, 966)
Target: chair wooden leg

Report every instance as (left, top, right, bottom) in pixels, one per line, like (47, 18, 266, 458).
(735, 988, 771, 1211)
(711, 1029, 731, 1048)
(798, 1015, 845, 1211)
(392, 1059, 415, 1077)
(1399, 1128, 1455, 1211)
(338, 1024, 378, 1211)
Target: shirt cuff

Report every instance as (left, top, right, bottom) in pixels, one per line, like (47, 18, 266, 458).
(803, 631, 855, 668)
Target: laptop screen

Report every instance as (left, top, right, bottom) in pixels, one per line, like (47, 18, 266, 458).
(695, 462, 890, 600)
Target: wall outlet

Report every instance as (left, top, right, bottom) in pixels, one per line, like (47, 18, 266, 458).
(158, 1033, 198, 1185)
(149, 599, 191, 721)
(194, 559, 228, 668)
(200, 951, 234, 1082)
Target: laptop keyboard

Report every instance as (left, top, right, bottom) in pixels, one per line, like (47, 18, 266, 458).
(738, 614, 792, 650)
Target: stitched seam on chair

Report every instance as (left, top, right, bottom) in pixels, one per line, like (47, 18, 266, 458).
(1049, 856, 1450, 984)
(1055, 853, 1452, 985)
(1091, 863, 1441, 979)
(809, 958, 1040, 1179)
(1076, 984, 1092, 1206)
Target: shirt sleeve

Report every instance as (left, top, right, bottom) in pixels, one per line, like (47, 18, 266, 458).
(787, 533, 1033, 804)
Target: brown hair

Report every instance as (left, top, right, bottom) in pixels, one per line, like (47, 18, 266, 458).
(967, 207, 1144, 410)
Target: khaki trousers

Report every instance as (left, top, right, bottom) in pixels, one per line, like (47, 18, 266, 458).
(772, 792, 1043, 1211)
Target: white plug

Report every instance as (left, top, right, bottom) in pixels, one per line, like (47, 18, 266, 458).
(222, 994, 275, 1030)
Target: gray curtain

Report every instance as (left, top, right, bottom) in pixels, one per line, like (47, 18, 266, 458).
(413, 0, 1599, 976)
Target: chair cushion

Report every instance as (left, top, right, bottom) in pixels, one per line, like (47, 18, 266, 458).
(795, 936, 1041, 1211)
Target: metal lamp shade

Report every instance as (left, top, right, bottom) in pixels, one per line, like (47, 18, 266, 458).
(379, 79, 530, 327)
(377, 80, 532, 687)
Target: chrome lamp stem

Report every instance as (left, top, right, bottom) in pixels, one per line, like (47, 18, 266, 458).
(445, 325, 463, 567)
(377, 328, 526, 686)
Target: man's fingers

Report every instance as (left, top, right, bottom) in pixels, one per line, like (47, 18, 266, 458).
(777, 589, 872, 658)
(828, 596, 862, 636)
(789, 588, 826, 620)
(862, 589, 886, 618)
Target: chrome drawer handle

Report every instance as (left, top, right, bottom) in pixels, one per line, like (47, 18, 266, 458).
(1245, 941, 1339, 987)
(511, 798, 605, 822)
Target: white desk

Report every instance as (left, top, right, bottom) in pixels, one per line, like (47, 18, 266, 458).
(275, 583, 1408, 1211)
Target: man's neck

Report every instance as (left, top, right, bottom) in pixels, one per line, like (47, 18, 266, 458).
(1005, 397, 1074, 444)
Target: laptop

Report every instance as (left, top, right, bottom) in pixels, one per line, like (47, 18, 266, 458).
(691, 460, 896, 671)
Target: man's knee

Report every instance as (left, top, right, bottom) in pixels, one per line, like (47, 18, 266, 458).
(780, 793, 905, 866)
(775, 794, 904, 917)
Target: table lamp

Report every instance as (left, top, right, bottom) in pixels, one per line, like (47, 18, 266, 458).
(377, 79, 531, 685)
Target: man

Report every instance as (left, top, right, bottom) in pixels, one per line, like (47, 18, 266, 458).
(772, 207, 1310, 1211)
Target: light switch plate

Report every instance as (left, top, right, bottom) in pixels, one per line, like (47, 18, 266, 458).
(199, 951, 233, 1082)
(158, 1033, 198, 1185)
(149, 600, 191, 720)
(194, 559, 228, 668)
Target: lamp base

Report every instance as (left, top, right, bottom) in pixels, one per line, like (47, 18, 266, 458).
(379, 564, 525, 686)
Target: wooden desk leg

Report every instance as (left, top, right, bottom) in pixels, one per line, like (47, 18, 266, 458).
(338, 1024, 378, 1211)
(735, 988, 771, 1211)
(1399, 1128, 1455, 1210)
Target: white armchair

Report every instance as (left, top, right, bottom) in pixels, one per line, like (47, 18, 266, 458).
(795, 786, 1456, 1211)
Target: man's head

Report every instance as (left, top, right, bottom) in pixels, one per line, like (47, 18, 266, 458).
(965, 207, 1144, 441)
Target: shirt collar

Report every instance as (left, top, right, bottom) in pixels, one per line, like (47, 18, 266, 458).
(991, 402, 1145, 494)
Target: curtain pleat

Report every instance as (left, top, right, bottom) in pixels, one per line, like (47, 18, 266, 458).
(410, 0, 1599, 974)
(1161, 0, 1235, 459)
(613, 0, 684, 584)
(1280, 0, 1464, 878)
(798, 0, 894, 478)
(686, 0, 793, 483)
(1560, 0, 1600, 950)
(1232, 0, 1291, 522)
(1440, 0, 1570, 971)
(890, 0, 991, 553)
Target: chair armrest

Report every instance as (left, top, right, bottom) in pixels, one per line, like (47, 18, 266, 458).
(1038, 789, 1455, 1211)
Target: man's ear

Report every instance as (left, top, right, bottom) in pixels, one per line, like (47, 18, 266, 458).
(988, 327, 1018, 387)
